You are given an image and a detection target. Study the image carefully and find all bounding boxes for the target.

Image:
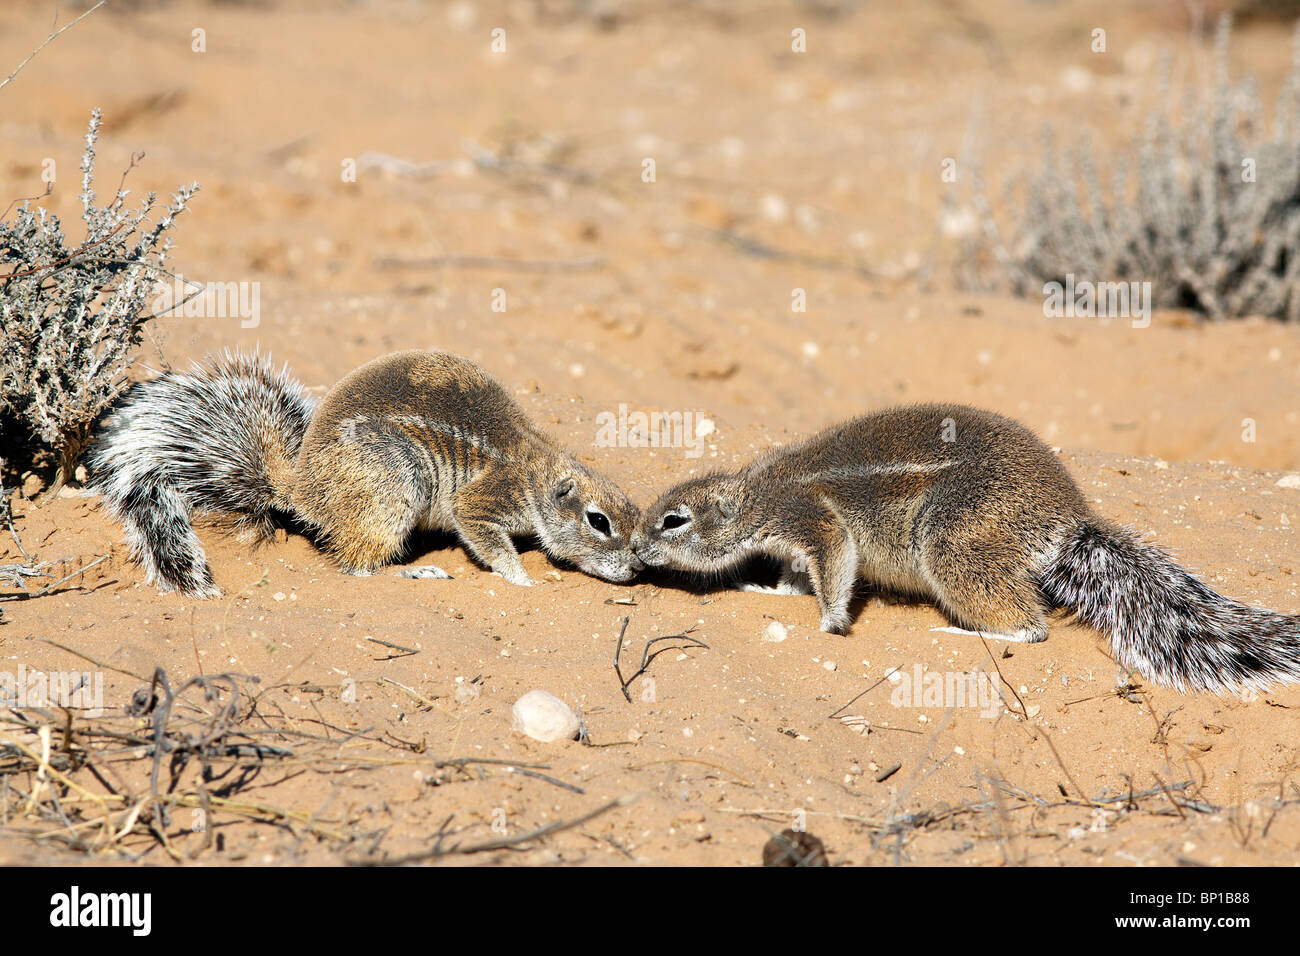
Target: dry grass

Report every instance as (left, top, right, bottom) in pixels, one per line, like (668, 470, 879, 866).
(958, 16, 1300, 322)
(0, 649, 627, 864)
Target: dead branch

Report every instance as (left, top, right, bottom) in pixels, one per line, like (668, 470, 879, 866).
(611, 615, 708, 703)
(0, 1, 109, 94)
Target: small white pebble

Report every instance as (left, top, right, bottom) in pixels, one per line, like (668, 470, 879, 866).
(1060, 65, 1093, 93)
(760, 193, 788, 222)
(511, 690, 580, 743)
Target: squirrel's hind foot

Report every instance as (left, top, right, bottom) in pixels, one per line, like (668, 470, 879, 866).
(400, 565, 454, 580)
(732, 559, 814, 596)
(736, 581, 813, 596)
(931, 624, 1048, 643)
(735, 582, 786, 595)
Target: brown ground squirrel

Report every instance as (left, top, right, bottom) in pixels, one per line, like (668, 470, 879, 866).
(631, 403, 1300, 694)
(89, 350, 642, 596)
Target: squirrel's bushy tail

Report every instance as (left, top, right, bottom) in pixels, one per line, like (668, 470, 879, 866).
(1040, 521, 1300, 693)
(88, 352, 316, 597)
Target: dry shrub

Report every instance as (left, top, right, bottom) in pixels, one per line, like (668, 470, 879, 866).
(959, 17, 1300, 322)
(0, 109, 198, 486)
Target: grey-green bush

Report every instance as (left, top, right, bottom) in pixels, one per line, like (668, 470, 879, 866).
(0, 110, 198, 486)
(960, 16, 1300, 322)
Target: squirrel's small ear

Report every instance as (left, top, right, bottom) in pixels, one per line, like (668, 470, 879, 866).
(714, 496, 739, 521)
(553, 477, 576, 500)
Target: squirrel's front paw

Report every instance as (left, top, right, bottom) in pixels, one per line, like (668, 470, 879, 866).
(819, 613, 851, 635)
(495, 568, 538, 587)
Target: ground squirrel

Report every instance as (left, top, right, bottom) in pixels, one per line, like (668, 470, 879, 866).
(631, 403, 1300, 693)
(89, 350, 642, 596)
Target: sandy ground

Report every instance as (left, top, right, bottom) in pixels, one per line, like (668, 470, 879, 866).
(2, 0, 1300, 866)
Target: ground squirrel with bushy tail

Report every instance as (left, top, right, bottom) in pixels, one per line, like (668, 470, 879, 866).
(631, 403, 1300, 694)
(89, 350, 642, 596)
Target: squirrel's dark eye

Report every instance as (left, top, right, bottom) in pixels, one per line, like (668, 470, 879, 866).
(661, 513, 689, 530)
(586, 511, 611, 535)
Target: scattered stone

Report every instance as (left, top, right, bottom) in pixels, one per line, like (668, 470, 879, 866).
(760, 193, 788, 223)
(839, 714, 870, 735)
(511, 690, 580, 743)
(762, 828, 828, 867)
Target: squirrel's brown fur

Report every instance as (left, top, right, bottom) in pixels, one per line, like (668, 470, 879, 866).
(632, 403, 1300, 693)
(90, 350, 642, 595)
(291, 350, 641, 585)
